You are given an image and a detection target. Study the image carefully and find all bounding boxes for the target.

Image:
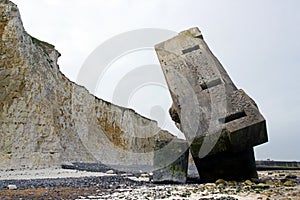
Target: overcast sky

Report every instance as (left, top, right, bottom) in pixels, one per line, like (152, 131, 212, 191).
(11, 0, 300, 161)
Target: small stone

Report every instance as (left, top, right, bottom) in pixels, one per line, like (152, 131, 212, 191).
(140, 173, 148, 177)
(279, 173, 285, 177)
(88, 196, 101, 199)
(215, 179, 226, 185)
(283, 180, 296, 187)
(7, 184, 17, 190)
(285, 174, 297, 179)
(245, 180, 253, 186)
(265, 180, 274, 185)
(273, 180, 281, 185)
(217, 183, 225, 188)
(253, 183, 270, 189)
(228, 181, 237, 186)
(106, 170, 114, 174)
(204, 183, 216, 187)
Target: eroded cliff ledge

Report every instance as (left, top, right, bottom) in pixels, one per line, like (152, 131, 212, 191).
(0, 0, 174, 170)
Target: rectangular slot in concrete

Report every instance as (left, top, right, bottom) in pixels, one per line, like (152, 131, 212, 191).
(182, 45, 200, 54)
(220, 110, 247, 123)
(200, 78, 222, 90)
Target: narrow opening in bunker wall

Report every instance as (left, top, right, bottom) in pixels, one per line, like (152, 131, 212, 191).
(220, 110, 247, 123)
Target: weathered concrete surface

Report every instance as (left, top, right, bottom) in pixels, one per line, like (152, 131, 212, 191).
(0, 0, 174, 170)
(155, 27, 268, 181)
(153, 138, 189, 183)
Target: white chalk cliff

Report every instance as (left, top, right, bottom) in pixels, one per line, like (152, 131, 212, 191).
(0, 0, 173, 170)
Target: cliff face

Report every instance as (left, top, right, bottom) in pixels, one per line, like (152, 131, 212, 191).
(0, 0, 173, 170)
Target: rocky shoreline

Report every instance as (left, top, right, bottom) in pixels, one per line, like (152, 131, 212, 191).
(0, 164, 299, 199)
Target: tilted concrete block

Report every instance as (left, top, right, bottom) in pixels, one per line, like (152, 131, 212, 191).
(155, 27, 268, 182)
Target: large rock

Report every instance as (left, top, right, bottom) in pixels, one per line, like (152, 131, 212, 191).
(0, 0, 174, 170)
(155, 27, 268, 182)
(153, 138, 189, 183)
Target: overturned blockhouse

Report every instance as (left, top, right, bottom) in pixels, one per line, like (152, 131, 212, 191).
(155, 27, 268, 182)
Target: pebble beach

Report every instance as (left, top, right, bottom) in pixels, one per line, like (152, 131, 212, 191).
(0, 163, 299, 199)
